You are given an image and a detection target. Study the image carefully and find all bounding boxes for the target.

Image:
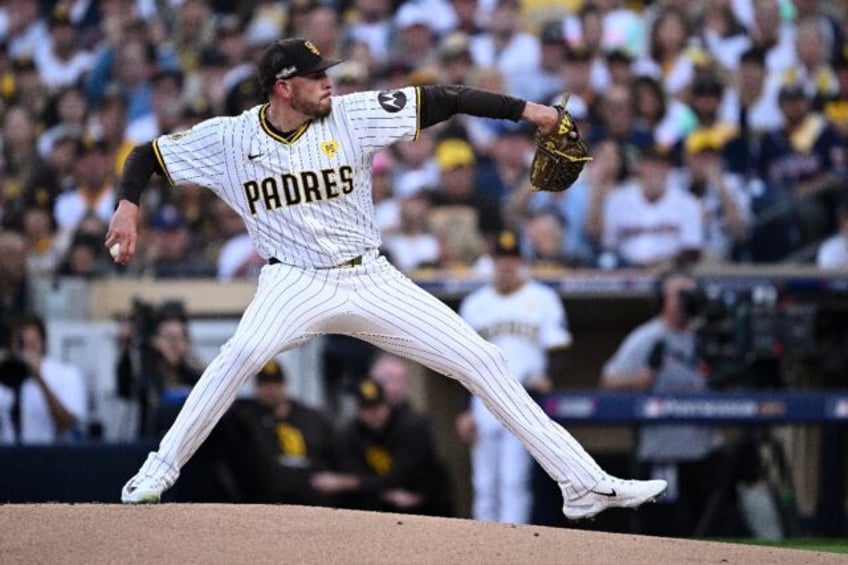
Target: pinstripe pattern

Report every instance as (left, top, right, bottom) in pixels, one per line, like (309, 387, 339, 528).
(154, 88, 419, 268)
(140, 255, 603, 495)
(131, 86, 607, 503)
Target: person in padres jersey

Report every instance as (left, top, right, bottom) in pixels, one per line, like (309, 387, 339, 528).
(106, 38, 666, 520)
(456, 230, 570, 524)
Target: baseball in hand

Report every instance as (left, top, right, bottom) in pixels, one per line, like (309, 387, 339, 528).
(109, 243, 121, 261)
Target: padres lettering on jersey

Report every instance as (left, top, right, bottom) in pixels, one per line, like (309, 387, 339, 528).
(242, 167, 354, 214)
(151, 87, 421, 268)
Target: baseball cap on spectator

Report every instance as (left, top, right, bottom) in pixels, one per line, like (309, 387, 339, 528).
(215, 14, 243, 38)
(258, 39, 342, 94)
(564, 44, 592, 62)
(685, 128, 729, 155)
(152, 204, 188, 231)
(395, 170, 434, 197)
(492, 229, 522, 258)
(778, 81, 807, 102)
(565, 95, 588, 120)
(354, 378, 387, 408)
(256, 360, 286, 384)
(49, 4, 73, 28)
(435, 138, 476, 171)
(11, 55, 36, 73)
(540, 20, 564, 44)
(330, 61, 369, 85)
(438, 32, 471, 61)
(639, 143, 675, 164)
(394, 3, 433, 30)
(76, 136, 110, 156)
(692, 75, 724, 98)
(200, 48, 229, 68)
(605, 48, 633, 65)
(152, 68, 185, 89)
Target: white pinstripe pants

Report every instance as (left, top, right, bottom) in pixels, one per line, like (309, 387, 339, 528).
(141, 253, 604, 498)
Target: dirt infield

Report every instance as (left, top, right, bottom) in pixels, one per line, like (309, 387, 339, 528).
(0, 504, 843, 564)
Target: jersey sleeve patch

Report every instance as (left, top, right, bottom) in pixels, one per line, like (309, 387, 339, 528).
(377, 90, 408, 113)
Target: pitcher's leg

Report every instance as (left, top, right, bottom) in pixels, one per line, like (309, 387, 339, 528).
(124, 266, 340, 501)
(351, 263, 604, 495)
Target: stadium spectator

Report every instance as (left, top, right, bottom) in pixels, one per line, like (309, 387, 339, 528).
(0, 231, 31, 347)
(36, 86, 88, 160)
(758, 81, 843, 246)
(429, 137, 503, 266)
(816, 197, 848, 269)
(469, 0, 542, 98)
(680, 129, 752, 263)
(638, 6, 695, 98)
(116, 301, 204, 438)
(53, 138, 116, 236)
(588, 82, 654, 155)
(218, 360, 337, 505)
(12, 313, 87, 444)
(600, 144, 703, 269)
(371, 150, 401, 236)
(632, 74, 697, 151)
(215, 204, 264, 281)
(144, 203, 216, 278)
(2, 104, 43, 229)
(19, 206, 64, 281)
(34, 5, 95, 93)
(311, 379, 454, 517)
(383, 192, 441, 274)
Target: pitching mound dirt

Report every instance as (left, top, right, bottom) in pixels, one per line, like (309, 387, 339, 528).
(0, 504, 843, 564)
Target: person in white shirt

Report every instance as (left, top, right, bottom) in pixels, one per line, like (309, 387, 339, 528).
(817, 199, 848, 269)
(12, 314, 87, 444)
(602, 145, 703, 268)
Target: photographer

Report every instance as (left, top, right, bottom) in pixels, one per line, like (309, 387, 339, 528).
(600, 270, 725, 537)
(116, 301, 204, 438)
(0, 314, 87, 444)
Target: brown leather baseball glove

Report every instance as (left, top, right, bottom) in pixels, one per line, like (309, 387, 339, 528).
(529, 94, 592, 192)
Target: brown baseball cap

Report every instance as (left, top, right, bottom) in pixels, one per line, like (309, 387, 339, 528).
(258, 38, 342, 93)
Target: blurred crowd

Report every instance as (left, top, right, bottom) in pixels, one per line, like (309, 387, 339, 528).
(0, 0, 844, 307)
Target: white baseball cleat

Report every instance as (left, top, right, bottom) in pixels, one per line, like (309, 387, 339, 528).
(561, 475, 668, 521)
(121, 474, 167, 504)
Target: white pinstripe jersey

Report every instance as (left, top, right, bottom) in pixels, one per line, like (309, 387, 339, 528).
(152, 87, 421, 268)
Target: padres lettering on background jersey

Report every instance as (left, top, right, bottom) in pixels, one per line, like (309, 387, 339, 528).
(151, 88, 420, 268)
(460, 281, 572, 384)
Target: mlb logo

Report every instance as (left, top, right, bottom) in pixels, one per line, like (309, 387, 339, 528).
(642, 397, 665, 418)
(834, 398, 848, 419)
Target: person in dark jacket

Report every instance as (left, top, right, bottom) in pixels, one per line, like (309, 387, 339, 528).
(311, 379, 454, 516)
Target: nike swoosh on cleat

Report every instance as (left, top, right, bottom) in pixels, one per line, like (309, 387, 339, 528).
(590, 488, 617, 497)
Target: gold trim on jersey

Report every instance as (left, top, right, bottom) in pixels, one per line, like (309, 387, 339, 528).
(151, 138, 175, 186)
(259, 104, 311, 145)
(413, 87, 421, 141)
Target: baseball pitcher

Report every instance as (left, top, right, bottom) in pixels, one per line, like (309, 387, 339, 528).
(105, 38, 666, 520)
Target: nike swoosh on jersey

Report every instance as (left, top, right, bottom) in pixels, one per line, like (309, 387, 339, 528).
(248, 152, 263, 160)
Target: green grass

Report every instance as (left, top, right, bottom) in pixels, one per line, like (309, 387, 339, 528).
(716, 538, 848, 555)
